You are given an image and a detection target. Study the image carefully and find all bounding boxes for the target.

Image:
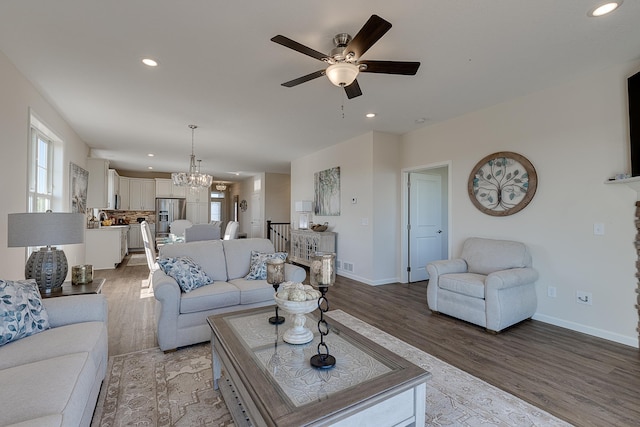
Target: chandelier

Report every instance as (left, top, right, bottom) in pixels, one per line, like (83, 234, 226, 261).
(172, 125, 213, 190)
(215, 182, 227, 191)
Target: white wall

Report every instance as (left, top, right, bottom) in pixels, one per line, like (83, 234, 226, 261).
(402, 61, 640, 347)
(265, 172, 291, 224)
(1, 50, 89, 280)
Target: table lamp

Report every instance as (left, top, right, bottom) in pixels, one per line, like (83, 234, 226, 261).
(8, 211, 85, 293)
(295, 201, 312, 229)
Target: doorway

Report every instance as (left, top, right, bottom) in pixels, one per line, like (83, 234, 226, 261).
(402, 163, 450, 283)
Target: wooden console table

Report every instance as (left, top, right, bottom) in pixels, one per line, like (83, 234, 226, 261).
(289, 229, 336, 267)
(41, 278, 105, 298)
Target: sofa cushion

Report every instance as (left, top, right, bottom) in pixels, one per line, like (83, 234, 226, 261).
(158, 256, 213, 292)
(159, 240, 228, 281)
(0, 279, 50, 347)
(229, 278, 276, 305)
(223, 239, 276, 280)
(245, 251, 288, 280)
(0, 352, 97, 426)
(461, 238, 532, 275)
(180, 281, 240, 314)
(439, 273, 486, 299)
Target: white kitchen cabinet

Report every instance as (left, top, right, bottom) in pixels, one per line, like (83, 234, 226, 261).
(86, 158, 109, 208)
(186, 201, 210, 224)
(155, 178, 186, 198)
(119, 176, 130, 210)
(129, 178, 156, 210)
(85, 226, 129, 269)
(107, 169, 119, 209)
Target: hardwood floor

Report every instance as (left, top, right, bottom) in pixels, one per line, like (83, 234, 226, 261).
(96, 255, 640, 426)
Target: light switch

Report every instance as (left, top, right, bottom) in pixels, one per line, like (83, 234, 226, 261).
(361, 217, 369, 226)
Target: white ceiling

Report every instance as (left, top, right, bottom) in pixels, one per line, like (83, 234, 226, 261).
(1, 1, 639, 182)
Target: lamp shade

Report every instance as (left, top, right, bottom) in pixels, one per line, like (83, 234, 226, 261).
(295, 201, 313, 212)
(326, 63, 359, 87)
(8, 212, 85, 247)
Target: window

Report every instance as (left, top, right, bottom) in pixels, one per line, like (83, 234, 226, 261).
(28, 127, 53, 213)
(210, 191, 225, 222)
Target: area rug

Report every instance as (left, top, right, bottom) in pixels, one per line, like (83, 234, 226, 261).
(92, 310, 571, 426)
(126, 253, 149, 267)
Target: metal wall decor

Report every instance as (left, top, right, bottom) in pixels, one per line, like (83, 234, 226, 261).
(468, 151, 537, 216)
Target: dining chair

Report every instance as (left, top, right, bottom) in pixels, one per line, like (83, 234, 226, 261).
(169, 219, 193, 237)
(184, 223, 221, 242)
(141, 221, 158, 272)
(223, 221, 239, 240)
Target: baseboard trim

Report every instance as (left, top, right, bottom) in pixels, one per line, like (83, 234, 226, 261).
(533, 313, 638, 348)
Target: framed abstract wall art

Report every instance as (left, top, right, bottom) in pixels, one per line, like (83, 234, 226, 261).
(314, 166, 340, 216)
(70, 162, 89, 214)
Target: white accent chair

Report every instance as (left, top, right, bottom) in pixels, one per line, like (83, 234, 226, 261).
(169, 219, 193, 237)
(426, 237, 538, 333)
(223, 221, 239, 240)
(141, 221, 158, 272)
(184, 222, 221, 242)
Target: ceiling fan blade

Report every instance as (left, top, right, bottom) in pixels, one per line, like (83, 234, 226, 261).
(345, 15, 392, 60)
(281, 69, 325, 87)
(344, 79, 362, 99)
(271, 35, 328, 61)
(359, 60, 420, 75)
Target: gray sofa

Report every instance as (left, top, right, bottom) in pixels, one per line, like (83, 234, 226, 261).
(0, 294, 108, 426)
(426, 237, 538, 332)
(152, 238, 306, 352)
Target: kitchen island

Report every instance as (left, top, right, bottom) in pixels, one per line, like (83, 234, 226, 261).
(85, 225, 129, 269)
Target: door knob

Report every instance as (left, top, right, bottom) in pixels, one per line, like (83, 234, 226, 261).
(437, 230, 443, 234)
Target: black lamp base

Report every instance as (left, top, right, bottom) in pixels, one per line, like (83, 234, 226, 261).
(310, 354, 336, 369)
(268, 315, 285, 325)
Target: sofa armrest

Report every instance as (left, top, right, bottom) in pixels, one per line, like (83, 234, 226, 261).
(152, 269, 181, 307)
(44, 294, 108, 328)
(151, 269, 182, 351)
(485, 267, 539, 291)
(426, 259, 468, 277)
(284, 263, 306, 283)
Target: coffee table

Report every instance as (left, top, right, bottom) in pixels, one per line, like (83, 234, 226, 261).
(207, 307, 430, 427)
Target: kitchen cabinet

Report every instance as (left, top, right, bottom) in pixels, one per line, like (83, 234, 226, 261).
(289, 229, 336, 267)
(155, 178, 186, 198)
(129, 178, 156, 210)
(85, 226, 129, 269)
(86, 158, 109, 208)
(186, 186, 210, 224)
(119, 176, 130, 210)
(107, 169, 119, 209)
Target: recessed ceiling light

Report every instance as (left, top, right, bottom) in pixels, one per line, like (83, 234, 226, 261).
(147, 166, 153, 170)
(415, 117, 427, 124)
(588, 1, 622, 17)
(365, 113, 376, 118)
(142, 58, 158, 67)
(147, 153, 154, 157)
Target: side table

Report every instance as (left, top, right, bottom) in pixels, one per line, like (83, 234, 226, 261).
(41, 278, 106, 298)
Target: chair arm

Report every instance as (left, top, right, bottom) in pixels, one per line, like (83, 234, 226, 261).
(284, 263, 306, 283)
(44, 294, 108, 328)
(426, 259, 468, 277)
(485, 268, 539, 291)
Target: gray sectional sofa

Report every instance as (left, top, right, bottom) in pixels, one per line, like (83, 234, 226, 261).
(152, 238, 306, 352)
(0, 294, 108, 426)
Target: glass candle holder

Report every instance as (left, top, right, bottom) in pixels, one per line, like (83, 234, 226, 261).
(310, 252, 336, 369)
(266, 258, 285, 325)
(310, 252, 335, 287)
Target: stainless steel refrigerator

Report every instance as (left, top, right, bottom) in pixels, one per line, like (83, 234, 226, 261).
(155, 198, 187, 239)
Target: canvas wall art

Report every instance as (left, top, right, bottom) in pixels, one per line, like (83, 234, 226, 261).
(70, 162, 89, 214)
(314, 166, 340, 216)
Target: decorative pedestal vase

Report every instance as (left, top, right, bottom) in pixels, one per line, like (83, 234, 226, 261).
(274, 296, 316, 344)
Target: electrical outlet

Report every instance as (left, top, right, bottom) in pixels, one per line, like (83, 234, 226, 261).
(577, 290, 593, 305)
(547, 286, 557, 298)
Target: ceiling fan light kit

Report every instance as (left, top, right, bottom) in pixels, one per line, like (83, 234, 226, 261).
(271, 14, 420, 99)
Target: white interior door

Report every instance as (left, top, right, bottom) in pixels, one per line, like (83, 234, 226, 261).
(409, 173, 443, 282)
(250, 192, 262, 238)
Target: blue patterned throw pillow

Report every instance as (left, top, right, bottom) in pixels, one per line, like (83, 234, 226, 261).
(158, 256, 213, 292)
(0, 279, 50, 347)
(245, 251, 288, 280)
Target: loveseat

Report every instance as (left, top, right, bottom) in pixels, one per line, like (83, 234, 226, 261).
(152, 238, 306, 352)
(426, 237, 538, 332)
(0, 292, 108, 426)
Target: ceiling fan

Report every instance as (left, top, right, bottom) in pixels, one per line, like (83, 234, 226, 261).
(271, 14, 420, 99)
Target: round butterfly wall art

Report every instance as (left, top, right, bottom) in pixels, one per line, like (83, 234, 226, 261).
(467, 151, 537, 216)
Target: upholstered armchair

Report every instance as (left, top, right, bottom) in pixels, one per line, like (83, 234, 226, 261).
(426, 237, 538, 332)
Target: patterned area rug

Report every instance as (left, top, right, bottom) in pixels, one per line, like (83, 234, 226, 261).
(92, 310, 571, 426)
